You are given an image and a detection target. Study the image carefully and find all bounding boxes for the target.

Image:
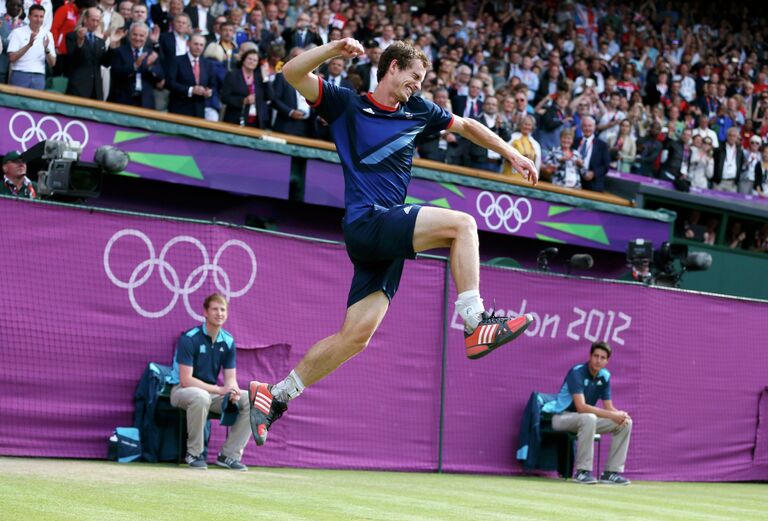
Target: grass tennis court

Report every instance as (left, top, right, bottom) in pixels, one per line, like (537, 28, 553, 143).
(1, 458, 765, 521)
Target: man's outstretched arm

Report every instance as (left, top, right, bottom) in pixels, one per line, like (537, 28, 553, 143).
(282, 38, 365, 104)
(449, 115, 539, 185)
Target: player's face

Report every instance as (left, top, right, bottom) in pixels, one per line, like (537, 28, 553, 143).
(393, 59, 426, 102)
(588, 348, 609, 375)
(204, 301, 228, 328)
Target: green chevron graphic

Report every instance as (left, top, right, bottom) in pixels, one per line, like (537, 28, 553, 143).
(116, 171, 140, 178)
(127, 153, 204, 180)
(429, 197, 450, 208)
(535, 233, 567, 243)
(113, 131, 151, 144)
(537, 222, 610, 245)
(439, 182, 465, 198)
(547, 205, 572, 217)
(405, 196, 426, 204)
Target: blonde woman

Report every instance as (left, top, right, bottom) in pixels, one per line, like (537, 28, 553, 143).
(609, 119, 636, 173)
(504, 115, 541, 177)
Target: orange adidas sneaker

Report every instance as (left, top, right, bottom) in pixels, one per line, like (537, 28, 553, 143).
(464, 312, 534, 359)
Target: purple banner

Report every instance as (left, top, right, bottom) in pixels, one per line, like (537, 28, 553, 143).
(305, 159, 670, 253)
(1, 198, 767, 481)
(608, 170, 768, 205)
(0, 107, 290, 199)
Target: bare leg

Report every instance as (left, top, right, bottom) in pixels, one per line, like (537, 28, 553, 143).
(412, 206, 480, 293)
(294, 291, 390, 387)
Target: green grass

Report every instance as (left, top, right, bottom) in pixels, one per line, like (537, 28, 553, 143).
(0, 457, 765, 521)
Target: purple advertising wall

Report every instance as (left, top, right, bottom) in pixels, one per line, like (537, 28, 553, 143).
(305, 159, 670, 253)
(1, 197, 767, 481)
(1, 107, 290, 199)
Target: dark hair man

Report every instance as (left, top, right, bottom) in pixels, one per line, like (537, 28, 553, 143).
(246, 37, 539, 447)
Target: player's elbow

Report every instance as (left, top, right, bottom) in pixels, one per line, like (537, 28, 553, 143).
(282, 61, 302, 87)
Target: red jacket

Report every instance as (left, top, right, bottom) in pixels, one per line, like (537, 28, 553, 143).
(51, 2, 80, 55)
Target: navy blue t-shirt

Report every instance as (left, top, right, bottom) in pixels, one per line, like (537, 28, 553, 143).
(310, 77, 454, 223)
(172, 324, 236, 385)
(544, 363, 612, 414)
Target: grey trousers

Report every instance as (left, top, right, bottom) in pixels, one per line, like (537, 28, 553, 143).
(170, 385, 251, 461)
(714, 179, 738, 192)
(551, 412, 633, 473)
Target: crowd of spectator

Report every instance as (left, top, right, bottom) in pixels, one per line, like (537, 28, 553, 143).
(0, 0, 767, 195)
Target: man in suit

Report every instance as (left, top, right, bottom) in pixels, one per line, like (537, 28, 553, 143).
(282, 12, 321, 53)
(452, 78, 483, 119)
(417, 87, 453, 163)
(353, 40, 380, 94)
(65, 7, 115, 100)
(576, 116, 610, 191)
(167, 33, 215, 118)
(713, 127, 744, 192)
(185, 0, 214, 39)
(315, 56, 353, 140)
(158, 11, 191, 74)
(109, 22, 165, 108)
(271, 47, 313, 137)
(467, 96, 511, 172)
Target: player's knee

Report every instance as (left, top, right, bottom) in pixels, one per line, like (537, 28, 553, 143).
(339, 327, 374, 355)
(455, 212, 478, 238)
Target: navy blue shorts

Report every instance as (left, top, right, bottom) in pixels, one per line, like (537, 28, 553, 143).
(343, 204, 422, 308)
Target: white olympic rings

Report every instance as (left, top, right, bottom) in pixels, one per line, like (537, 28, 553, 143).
(475, 191, 532, 233)
(9, 111, 90, 151)
(103, 229, 257, 321)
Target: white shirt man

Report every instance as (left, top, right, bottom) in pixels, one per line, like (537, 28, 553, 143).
(7, 18, 55, 74)
(23, 0, 53, 32)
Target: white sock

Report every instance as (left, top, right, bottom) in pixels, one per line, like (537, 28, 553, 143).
(272, 370, 305, 402)
(455, 289, 485, 332)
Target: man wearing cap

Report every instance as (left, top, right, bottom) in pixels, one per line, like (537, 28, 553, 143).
(170, 293, 251, 470)
(1, 151, 36, 199)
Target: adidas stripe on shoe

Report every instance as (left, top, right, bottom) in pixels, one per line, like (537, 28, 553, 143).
(465, 312, 533, 359)
(248, 381, 287, 446)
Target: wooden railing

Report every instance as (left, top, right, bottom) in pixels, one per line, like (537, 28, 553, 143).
(0, 84, 633, 207)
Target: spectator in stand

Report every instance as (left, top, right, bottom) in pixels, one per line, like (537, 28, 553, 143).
(66, 7, 120, 100)
(727, 222, 747, 250)
(354, 40, 379, 94)
(1, 151, 36, 199)
(452, 77, 484, 119)
(416, 87, 456, 163)
(755, 146, 768, 198)
(185, 0, 213, 39)
(0, 0, 25, 84)
(220, 48, 271, 128)
(118, 0, 133, 30)
(283, 12, 322, 53)
(713, 127, 744, 192)
(271, 47, 314, 138)
(692, 114, 719, 149)
(537, 90, 571, 153)
(597, 90, 626, 143)
(151, 0, 179, 34)
(741, 135, 763, 195)
(167, 33, 215, 118)
(99, 0, 124, 36)
(542, 128, 585, 189)
(636, 122, 663, 178)
(159, 10, 190, 74)
(109, 22, 164, 109)
(23, 0, 52, 33)
(506, 115, 540, 178)
(661, 127, 693, 183)
(246, 9, 273, 55)
(7, 4, 55, 90)
(50, 0, 84, 77)
(203, 21, 236, 73)
(610, 119, 636, 173)
(467, 95, 510, 173)
(501, 90, 532, 132)
(577, 116, 611, 192)
(131, 3, 150, 28)
(688, 136, 714, 189)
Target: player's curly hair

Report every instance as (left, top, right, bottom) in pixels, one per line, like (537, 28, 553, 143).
(377, 41, 431, 83)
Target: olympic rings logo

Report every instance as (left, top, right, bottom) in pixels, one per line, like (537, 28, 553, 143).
(103, 229, 257, 321)
(475, 191, 532, 233)
(9, 111, 90, 151)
